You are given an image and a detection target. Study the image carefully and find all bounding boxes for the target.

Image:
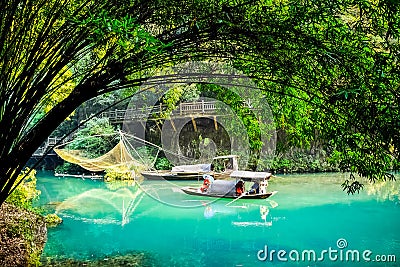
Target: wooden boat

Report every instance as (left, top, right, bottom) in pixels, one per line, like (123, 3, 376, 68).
(141, 170, 205, 180)
(141, 155, 239, 180)
(181, 171, 277, 199)
(180, 186, 277, 199)
(54, 172, 103, 180)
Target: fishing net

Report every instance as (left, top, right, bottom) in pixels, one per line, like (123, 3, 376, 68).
(54, 133, 157, 178)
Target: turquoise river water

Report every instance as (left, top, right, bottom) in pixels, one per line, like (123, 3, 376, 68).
(35, 172, 400, 266)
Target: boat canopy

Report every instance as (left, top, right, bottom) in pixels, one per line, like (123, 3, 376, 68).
(171, 163, 211, 173)
(230, 170, 272, 181)
(212, 155, 238, 159)
(207, 180, 236, 195)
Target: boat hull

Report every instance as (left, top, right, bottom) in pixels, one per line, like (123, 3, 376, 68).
(141, 171, 231, 180)
(141, 171, 204, 180)
(54, 173, 103, 180)
(180, 186, 277, 199)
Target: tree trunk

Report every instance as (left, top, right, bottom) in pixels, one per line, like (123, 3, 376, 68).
(0, 84, 98, 206)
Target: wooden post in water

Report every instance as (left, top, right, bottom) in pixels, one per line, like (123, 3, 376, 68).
(191, 116, 197, 132)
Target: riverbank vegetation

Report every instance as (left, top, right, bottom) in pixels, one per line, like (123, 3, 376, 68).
(6, 169, 40, 210)
(0, 203, 47, 266)
(1, 170, 47, 266)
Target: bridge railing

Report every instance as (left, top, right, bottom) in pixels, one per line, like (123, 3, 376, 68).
(102, 101, 219, 122)
(176, 101, 216, 115)
(47, 137, 62, 146)
(32, 137, 64, 157)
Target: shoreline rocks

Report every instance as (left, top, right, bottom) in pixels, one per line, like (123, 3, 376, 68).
(0, 203, 47, 267)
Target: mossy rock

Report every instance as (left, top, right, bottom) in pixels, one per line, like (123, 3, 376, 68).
(44, 213, 63, 227)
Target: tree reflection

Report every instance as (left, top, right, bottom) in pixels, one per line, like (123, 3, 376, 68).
(366, 179, 400, 203)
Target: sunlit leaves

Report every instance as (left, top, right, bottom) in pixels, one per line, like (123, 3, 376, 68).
(75, 10, 173, 61)
(44, 67, 76, 113)
(6, 169, 39, 209)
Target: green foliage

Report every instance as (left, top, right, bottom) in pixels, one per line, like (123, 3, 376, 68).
(67, 117, 117, 158)
(199, 84, 264, 152)
(157, 83, 200, 119)
(5, 215, 42, 266)
(55, 162, 87, 174)
(104, 167, 134, 181)
(44, 213, 63, 227)
(133, 145, 158, 167)
(1, 202, 47, 266)
(155, 157, 173, 170)
(75, 9, 173, 59)
(6, 169, 40, 210)
(56, 117, 118, 174)
(229, 0, 400, 192)
(268, 149, 339, 174)
(3, 169, 44, 265)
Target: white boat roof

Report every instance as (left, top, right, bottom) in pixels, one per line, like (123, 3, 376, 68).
(213, 155, 239, 159)
(230, 170, 271, 180)
(171, 163, 211, 173)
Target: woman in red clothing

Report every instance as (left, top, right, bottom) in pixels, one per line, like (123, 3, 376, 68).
(235, 180, 244, 195)
(201, 178, 211, 192)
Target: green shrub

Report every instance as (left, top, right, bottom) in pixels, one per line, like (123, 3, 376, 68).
(155, 157, 173, 170)
(6, 169, 40, 210)
(104, 168, 133, 181)
(3, 169, 46, 266)
(55, 162, 87, 175)
(44, 213, 63, 227)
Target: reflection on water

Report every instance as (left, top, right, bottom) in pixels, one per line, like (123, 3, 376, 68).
(231, 204, 273, 227)
(202, 201, 276, 226)
(54, 182, 279, 228)
(36, 172, 400, 266)
(55, 186, 143, 226)
(366, 179, 400, 203)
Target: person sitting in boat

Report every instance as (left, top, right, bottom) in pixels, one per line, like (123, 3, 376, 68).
(248, 181, 260, 194)
(235, 180, 245, 196)
(201, 174, 214, 193)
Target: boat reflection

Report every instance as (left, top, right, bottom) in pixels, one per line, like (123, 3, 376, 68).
(201, 199, 279, 227)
